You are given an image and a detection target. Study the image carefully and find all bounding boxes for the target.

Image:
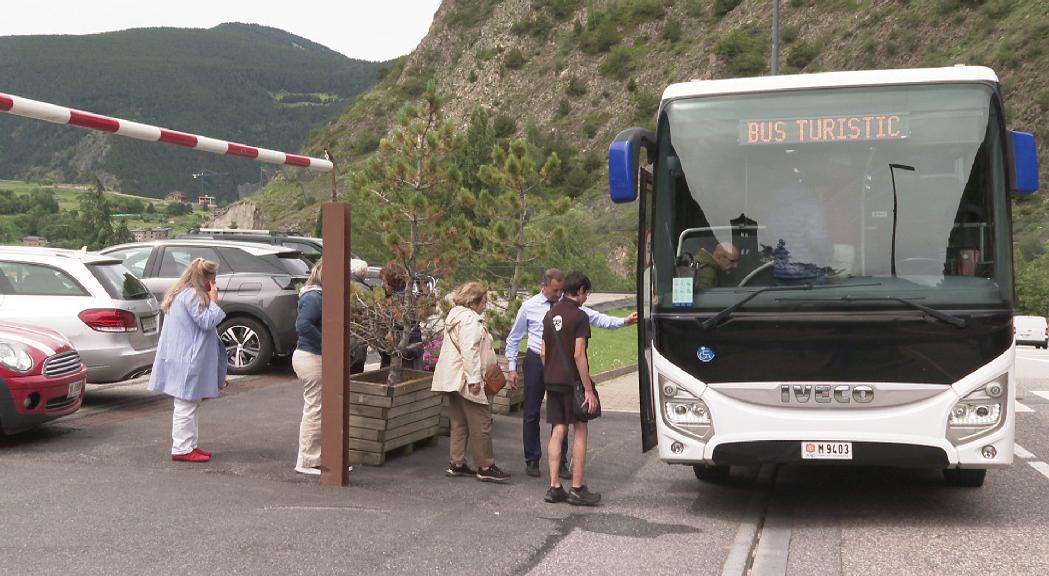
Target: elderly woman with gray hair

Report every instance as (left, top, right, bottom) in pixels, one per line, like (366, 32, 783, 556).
(431, 282, 510, 482)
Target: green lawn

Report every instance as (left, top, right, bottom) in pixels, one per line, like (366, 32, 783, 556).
(587, 308, 638, 374)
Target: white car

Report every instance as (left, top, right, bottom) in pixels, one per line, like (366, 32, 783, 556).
(1014, 315, 1048, 349)
(0, 247, 160, 382)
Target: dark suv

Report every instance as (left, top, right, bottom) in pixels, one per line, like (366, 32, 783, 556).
(100, 239, 310, 374)
(179, 229, 323, 261)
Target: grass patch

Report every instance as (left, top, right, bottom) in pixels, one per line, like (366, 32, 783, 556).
(587, 308, 638, 374)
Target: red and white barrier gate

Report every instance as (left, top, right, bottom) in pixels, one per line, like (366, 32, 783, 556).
(0, 92, 333, 173)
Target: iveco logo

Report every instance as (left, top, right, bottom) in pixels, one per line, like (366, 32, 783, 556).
(780, 384, 874, 404)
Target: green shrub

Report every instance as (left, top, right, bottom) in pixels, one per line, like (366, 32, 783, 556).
(1037, 90, 1049, 112)
(493, 114, 517, 138)
(786, 40, 821, 69)
(599, 46, 642, 80)
(504, 48, 527, 70)
(662, 19, 682, 43)
(579, 13, 622, 53)
(625, 0, 665, 23)
(448, 0, 499, 28)
(533, 0, 583, 21)
(476, 47, 499, 61)
(565, 76, 588, 97)
(512, 15, 553, 39)
(715, 31, 768, 76)
(980, 0, 1016, 19)
(781, 25, 799, 44)
(633, 91, 660, 123)
(714, 0, 744, 17)
(686, 0, 705, 17)
(468, 70, 478, 83)
(557, 98, 572, 117)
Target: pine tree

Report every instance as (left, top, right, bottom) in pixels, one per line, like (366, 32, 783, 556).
(464, 138, 564, 341)
(78, 177, 115, 250)
(112, 218, 134, 244)
(349, 82, 465, 382)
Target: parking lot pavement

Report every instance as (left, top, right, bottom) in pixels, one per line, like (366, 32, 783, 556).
(0, 374, 751, 575)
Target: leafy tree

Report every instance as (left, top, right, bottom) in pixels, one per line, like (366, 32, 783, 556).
(464, 138, 564, 340)
(165, 201, 192, 216)
(349, 82, 465, 382)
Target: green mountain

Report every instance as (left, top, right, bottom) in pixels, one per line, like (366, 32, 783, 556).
(0, 23, 383, 200)
(255, 0, 1049, 293)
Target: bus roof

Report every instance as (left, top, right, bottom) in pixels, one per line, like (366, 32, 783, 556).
(662, 66, 998, 102)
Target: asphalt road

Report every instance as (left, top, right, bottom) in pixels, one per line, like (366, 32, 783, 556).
(2, 346, 1049, 575)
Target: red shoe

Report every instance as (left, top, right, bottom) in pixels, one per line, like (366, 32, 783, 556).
(172, 450, 210, 463)
(193, 447, 211, 457)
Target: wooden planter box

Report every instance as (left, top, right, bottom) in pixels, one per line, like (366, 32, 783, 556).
(348, 368, 441, 466)
(490, 385, 524, 415)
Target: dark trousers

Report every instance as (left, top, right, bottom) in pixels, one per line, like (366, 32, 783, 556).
(522, 350, 569, 465)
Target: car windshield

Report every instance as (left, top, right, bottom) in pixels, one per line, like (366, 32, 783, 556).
(88, 263, 152, 301)
(651, 83, 1010, 313)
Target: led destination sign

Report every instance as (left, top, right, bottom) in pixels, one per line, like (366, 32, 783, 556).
(740, 114, 909, 145)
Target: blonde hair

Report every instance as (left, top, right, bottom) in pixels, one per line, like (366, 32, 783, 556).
(350, 258, 368, 278)
(306, 259, 323, 288)
(161, 258, 218, 313)
(452, 281, 486, 309)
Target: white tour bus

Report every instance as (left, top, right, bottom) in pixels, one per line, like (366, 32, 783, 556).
(608, 66, 1040, 487)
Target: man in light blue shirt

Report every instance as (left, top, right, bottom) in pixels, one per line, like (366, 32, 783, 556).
(505, 268, 637, 478)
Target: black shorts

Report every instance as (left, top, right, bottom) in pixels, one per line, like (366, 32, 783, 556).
(546, 387, 577, 425)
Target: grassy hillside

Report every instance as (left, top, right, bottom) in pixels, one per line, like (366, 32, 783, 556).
(252, 0, 1049, 292)
(0, 23, 383, 201)
(0, 179, 210, 247)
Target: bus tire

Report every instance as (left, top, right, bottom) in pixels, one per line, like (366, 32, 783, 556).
(693, 464, 730, 482)
(943, 468, 986, 487)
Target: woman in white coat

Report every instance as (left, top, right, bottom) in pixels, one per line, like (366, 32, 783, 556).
(431, 282, 509, 482)
(148, 258, 227, 463)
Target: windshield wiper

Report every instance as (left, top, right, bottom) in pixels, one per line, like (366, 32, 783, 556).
(781, 295, 967, 328)
(699, 283, 881, 329)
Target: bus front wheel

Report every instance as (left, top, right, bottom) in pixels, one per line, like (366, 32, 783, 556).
(693, 464, 730, 482)
(943, 468, 986, 487)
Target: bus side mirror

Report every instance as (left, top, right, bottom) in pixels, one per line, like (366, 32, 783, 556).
(609, 128, 656, 204)
(1010, 130, 1039, 196)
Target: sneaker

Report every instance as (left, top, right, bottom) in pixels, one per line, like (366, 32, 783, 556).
(294, 465, 353, 476)
(477, 464, 511, 482)
(172, 451, 210, 463)
(446, 462, 476, 477)
(193, 447, 211, 458)
(544, 485, 569, 503)
(559, 463, 572, 480)
(567, 485, 601, 506)
(525, 461, 541, 477)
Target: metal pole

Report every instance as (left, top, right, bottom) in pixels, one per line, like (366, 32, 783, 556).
(772, 0, 780, 75)
(320, 202, 351, 486)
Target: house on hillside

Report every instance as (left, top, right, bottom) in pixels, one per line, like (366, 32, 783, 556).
(131, 227, 171, 241)
(165, 191, 187, 204)
(22, 236, 48, 247)
(197, 194, 216, 209)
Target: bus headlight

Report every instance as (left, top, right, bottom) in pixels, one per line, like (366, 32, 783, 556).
(658, 374, 713, 440)
(947, 375, 1006, 445)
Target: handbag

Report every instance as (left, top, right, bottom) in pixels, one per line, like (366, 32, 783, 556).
(551, 328, 601, 422)
(447, 325, 506, 396)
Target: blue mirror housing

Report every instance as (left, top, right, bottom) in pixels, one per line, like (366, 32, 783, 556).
(609, 128, 656, 204)
(1011, 130, 1039, 196)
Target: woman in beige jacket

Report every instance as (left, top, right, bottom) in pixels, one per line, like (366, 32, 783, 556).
(431, 282, 510, 482)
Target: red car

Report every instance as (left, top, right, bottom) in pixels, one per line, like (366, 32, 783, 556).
(0, 322, 87, 434)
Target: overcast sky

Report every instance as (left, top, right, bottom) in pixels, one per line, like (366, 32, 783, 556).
(0, 0, 443, 61)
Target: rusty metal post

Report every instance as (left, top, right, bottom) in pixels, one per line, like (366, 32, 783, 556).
(320, 202, 351, 486)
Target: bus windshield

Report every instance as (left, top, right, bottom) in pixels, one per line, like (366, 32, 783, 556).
(652, 84, 1010, 314)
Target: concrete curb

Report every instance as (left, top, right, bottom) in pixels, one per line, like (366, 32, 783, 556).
(594, 364, 639, 384)
(589, 298, 636, 313)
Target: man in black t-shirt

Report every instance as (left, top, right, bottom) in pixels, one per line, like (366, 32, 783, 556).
(540, 271, 600, 507)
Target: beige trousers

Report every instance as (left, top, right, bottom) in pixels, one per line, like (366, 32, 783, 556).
(445, 392, 495, 469)
(292, 350, 323, 468)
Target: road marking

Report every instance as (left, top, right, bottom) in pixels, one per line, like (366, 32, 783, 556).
(1015, 444, 1035, 459)
(1029, 461, 1049, 481)
(1016, 401, 1035, 413)
(1032, 391, 1049, 402)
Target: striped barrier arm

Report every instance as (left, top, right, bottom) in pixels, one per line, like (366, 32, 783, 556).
(0, 92, 333, 173)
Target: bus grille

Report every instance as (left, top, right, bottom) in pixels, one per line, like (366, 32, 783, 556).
(44, 351, 83, 378)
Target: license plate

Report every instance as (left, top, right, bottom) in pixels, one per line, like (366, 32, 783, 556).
(68, 379, 84, 399)
(801, 441, 852, 460)
(141, 315, 158, 333)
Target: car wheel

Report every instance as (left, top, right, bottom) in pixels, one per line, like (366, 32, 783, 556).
(693, 464, 730, 482)
(218, 317, 273, 375)
(943, 467, 986, 487)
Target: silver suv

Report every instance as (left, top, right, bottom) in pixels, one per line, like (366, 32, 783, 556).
(0, 247, 160, 383)
(100, 239, 309, 374)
